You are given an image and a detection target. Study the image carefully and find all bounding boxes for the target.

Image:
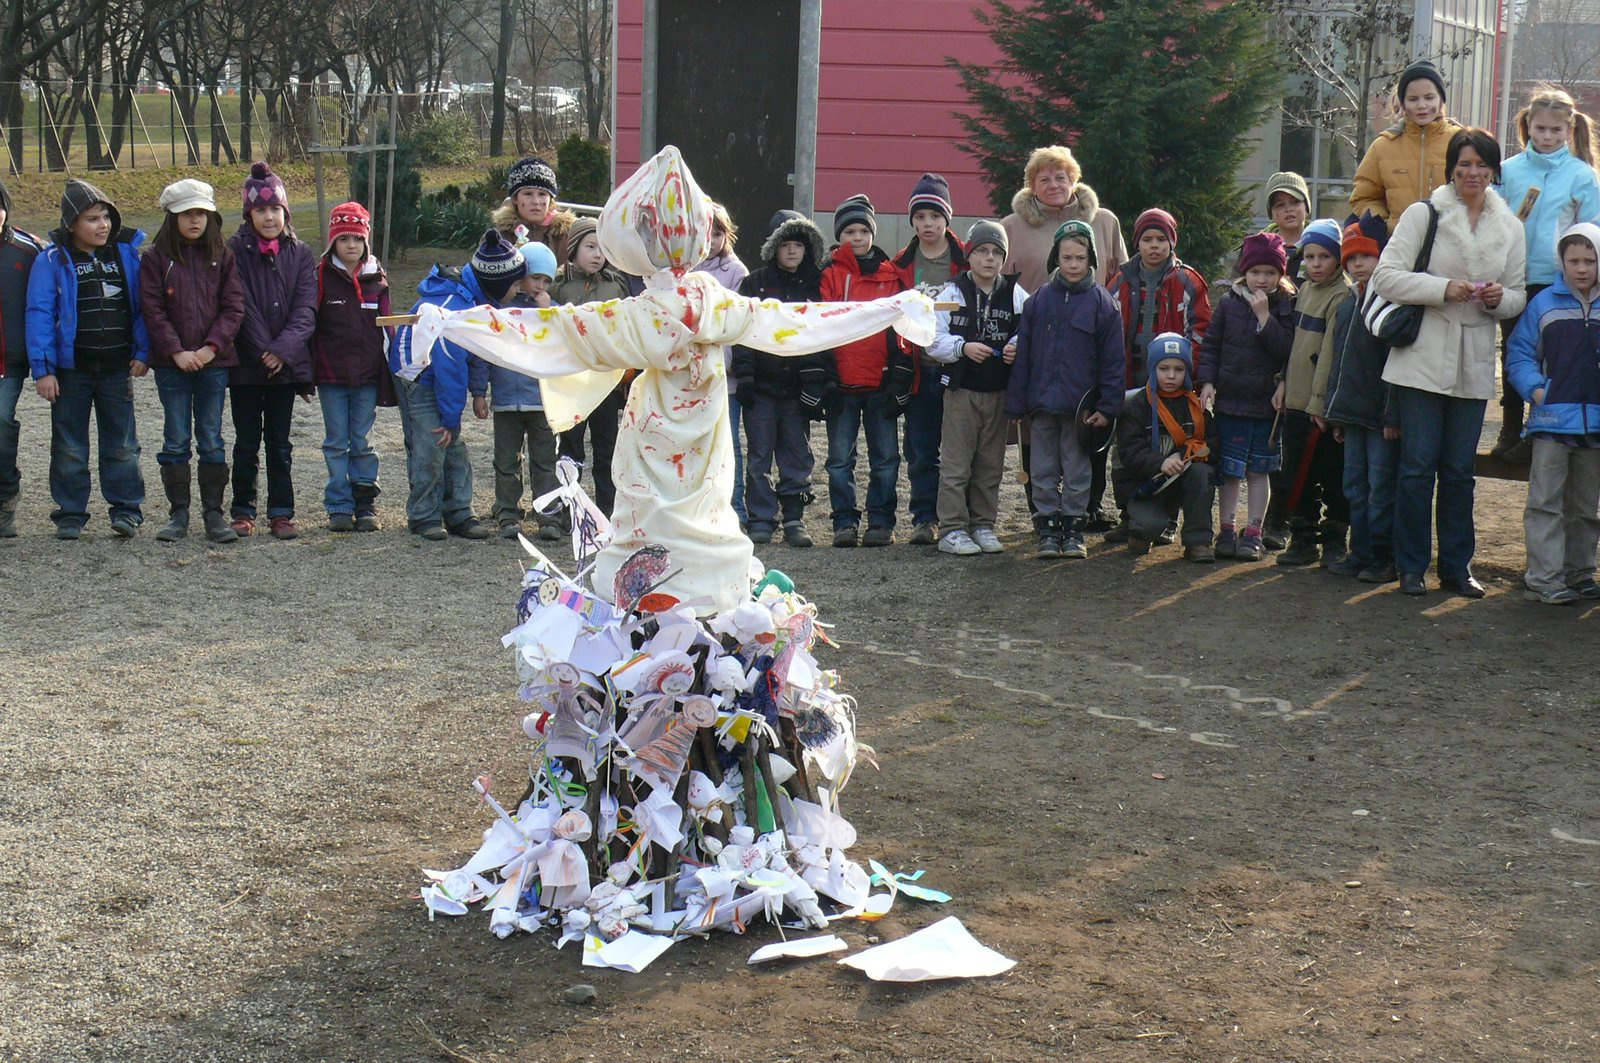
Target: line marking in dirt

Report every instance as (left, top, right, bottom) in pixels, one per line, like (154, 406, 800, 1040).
(1550, 828, 1600, 847)
(1306, 673, 1368, 715)
(1086, 655, 1304, 721)
(1085, 705, 1239, 748)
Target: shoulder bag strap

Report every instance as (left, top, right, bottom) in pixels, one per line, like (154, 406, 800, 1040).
(1412, 203, 1439, 272)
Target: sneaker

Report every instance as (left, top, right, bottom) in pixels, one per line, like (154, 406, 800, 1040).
(269, 517, 298, 540)
(1357, 560, 1398, 584)
(832, 525, 859, 548)
(1525, 586, 1579, 605)
(909, 521, 938, 546)
(862, 525, 893, 547)
(109, 514, 138, 538)
(1185, 543, 1215, 564)
(747, 525, 775, 545)
(972, 527, 1004, 554)
(1036, 533, 1063, 560)
(1156, 520, 1178, 546)
(1276, 535, 1320, 567)
(1324, 553, 1366, 577)
(448, 517, 491, 540)
(414, 522, 448, 541)
(1570, 578, 1600, 600)
(1059, 522, 1087, 560)
(782, 520, 814, 548)
(230, 516, 255, 537)
(1235, 530, 1264, 562)
(938, 529, 982, 556)
(329, 513, 357, 533)
(1083, 512, 1115, 533)
(1215, 527, 1237, 560)
(55, 524, 82, 541)
(498, 521, 523, 539)
(536, 524, 563, 542)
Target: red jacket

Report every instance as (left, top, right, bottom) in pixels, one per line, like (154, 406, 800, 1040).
(818, 244, 914, 391)
(138, 243, 247, 370)
(1108, 258, 1211, 386)
(892, 231, 968, 291)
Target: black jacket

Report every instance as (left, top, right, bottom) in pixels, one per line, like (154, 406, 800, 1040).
(1322, 288, 1397, 431)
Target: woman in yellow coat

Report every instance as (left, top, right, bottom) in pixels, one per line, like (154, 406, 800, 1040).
(1348, 61, 1465, 226)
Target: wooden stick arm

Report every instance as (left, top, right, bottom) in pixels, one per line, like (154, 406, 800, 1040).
(379, 301, 958, 328)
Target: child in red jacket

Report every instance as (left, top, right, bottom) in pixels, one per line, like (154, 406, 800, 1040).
(820, 194, 915, 547)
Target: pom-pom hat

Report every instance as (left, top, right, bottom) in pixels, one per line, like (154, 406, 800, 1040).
(242, 161, 289, 219)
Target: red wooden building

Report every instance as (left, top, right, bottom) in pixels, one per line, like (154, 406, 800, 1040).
(613, 0, 1006, 250)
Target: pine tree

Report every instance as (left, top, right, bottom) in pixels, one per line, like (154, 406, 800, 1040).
(954, 0, 1281, 271)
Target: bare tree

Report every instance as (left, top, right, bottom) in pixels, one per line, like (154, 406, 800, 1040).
(1517, 0, 1600, 90)
(535, 0, 611, 140)
(0, 0, 105, 172)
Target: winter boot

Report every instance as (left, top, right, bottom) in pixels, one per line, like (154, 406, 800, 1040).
(780, 494, 813, 547)
(1059, 516, 1087, 559)
(0, 496, 17, 538)
(1489, 402, 1526, 461)
(1035, 515, 1064, 560)
(1318, 521, 1350, 570)
(155, 464, 192, 542)
(1276, 522, 1320, 566)
(198, 462, 240, 543)
(353, 483, 381, 532)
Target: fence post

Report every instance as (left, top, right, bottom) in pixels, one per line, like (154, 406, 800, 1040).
(169, 90, 175, 167)
(382, 92, 397, 261)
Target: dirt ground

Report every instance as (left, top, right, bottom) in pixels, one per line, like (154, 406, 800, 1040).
(4, 252, 1599, 1062)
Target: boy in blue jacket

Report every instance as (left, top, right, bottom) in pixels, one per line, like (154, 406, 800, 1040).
(26, 179, 148, 539)
(391, 229, 525, 540)
(1507, 221, 1600, 604)
(0, 178, 43, 538)
(1005, 219, 1124, 560)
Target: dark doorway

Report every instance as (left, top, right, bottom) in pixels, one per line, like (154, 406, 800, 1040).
(656, 0, 800, 268)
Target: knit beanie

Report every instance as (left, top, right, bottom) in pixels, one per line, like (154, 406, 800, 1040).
(519, 239, 558, 280)
(159, 179, 218, 216)
(471, 228, 527, 301)
(565, 215, 599, 264)
(506, 156, 559, 199)
(908, 173, 953, 222)
(242, 162, 289, 219)
(1133, 208, 1178, 248)
(1300, 219, 1343, 259)
(1238, 232, 1288, 275)
(965, 219, 1009, 259)
(1147, 332, 1193, 386)
(1046, 218, 1097, 273)
(59, 178, 121, 235)
(1397, 60, 1446, 105)
(833, 194, 876, 239)
(1340, 212, 1386, 264)
(1264, 171, 1311, 210)
(327, 201, 371, 247)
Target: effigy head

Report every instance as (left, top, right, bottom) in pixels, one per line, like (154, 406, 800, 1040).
(597, 145, 713, 279)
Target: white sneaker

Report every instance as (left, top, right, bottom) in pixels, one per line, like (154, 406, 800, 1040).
(937, 529, 982, 556)
(972, 527, 1004, 553)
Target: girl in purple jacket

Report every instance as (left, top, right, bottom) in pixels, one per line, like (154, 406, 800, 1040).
(312, 202, 393, 533)
(227, 162, 317, 539)
(140, 179, 247, 544)
(1195, 232, 1296, 561)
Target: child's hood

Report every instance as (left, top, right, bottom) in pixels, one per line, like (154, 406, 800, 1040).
(56, 178, 121, 242)
(760, 211, 827, 272)
(420, 263, 479, 305)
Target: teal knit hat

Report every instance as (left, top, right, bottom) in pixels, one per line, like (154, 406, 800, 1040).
(1047, 219, 1097, 272)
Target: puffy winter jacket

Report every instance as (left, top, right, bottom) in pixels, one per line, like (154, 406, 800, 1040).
(0, 225, 44, 378)
(1500, 145, 1600, 286)
(1005, 273, 1125, 420)
(227, 224, 317, 386)
(1349, 115, 1465, 226)
(392, 264, 493, 432)
(818, 244, 914, 391)
(1322, 287, 1397, 431)
(1507, 274, 1600, 436)
(1109, 258, 1211, 385)
(26, 229, 150, 376)
(312, 254, 392, 390)
(139, 243, 246, 369)
(1195, 282, 1294, 420)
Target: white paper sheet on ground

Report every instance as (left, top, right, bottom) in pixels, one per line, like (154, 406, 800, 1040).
(837, 917, 1016, 982)
(582, 929, 676, 972)
(748, 934, 849, 964)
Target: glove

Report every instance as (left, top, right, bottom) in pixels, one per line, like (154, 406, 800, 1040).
(800, 386, 827, 421)
(882, 360, 915, 419)
(798, 360, 832, 421)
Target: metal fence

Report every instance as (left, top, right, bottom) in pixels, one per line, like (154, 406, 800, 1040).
(0, 81, 591, 175)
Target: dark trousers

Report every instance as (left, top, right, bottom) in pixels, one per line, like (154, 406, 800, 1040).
(1392, 386, 1484, 578)
(493, 409, 560, 527)
(1280, 410, 1347, 529)
(901, 362, 944, 525)
(1127, 462, 1214, 545)
(558, 385, 624, 515)
(743, 392, 814, 532)
(231, 383, 298, 519)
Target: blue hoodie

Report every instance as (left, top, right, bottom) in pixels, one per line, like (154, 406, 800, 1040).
(26, 229, 149, 376)
(390, 264, 495, 432)
(1501, 145, 1600, 286)
(1506, 270, 1600, 438)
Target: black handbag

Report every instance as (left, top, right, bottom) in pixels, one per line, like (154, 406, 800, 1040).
(1361, 202, 1438, 347)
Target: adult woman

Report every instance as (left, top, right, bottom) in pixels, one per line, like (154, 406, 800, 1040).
(491, 156, 577, 262)
(1000, 146, 1126, 291)
(1349, 60, 1464, 226)
(1371, 129, 1526, 597)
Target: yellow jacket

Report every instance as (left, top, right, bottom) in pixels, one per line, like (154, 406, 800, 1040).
(1348, 115, 1464, 226)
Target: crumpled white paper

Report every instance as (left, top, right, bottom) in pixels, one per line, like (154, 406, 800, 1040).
(838, 918, 1016, 982)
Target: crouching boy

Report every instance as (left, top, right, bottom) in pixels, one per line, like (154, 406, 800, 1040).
(1114, 333, 1216, 561)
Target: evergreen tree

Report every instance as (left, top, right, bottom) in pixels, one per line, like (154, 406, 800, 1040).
(954, 0, 1281, 271)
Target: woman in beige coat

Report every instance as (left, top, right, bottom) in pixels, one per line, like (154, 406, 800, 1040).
(1372, 129, 1526, 597)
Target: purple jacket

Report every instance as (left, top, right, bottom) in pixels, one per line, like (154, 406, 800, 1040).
(138, 244, 246, 370)
(312, 254, 392, 391)
(1005, 274, 1126, 420)
(1194, 283, 1295, 420)
(227, 225, 317, 386)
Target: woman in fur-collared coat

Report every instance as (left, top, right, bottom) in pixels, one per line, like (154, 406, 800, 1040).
(1371, 128, 1526, 598)
(999, 145, 1127, 291)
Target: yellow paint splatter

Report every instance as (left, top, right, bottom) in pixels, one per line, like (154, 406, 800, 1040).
(771, 328, 798, 344)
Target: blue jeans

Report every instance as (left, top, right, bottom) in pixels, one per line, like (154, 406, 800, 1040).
(0, 372, 22, 502)
(729, 391, 747, 523)
(1341, 424, 1398, 565)
(1393, 386, 1485, 577)
(902, 362, 944, 525)
(319, 384, 379, 515)
(154, 366, 228, 467)
(50, 366, 145, 529)
(399, 375, 474, 529)
(825, 390, 900, 530)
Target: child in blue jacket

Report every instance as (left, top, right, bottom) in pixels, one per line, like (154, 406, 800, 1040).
(1507, 221, 1600, 604)
(26, 179, 149, 539)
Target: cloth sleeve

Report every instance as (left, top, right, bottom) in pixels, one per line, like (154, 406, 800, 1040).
(267, 248, 319, 373)
(927, 281, 965, 364)
(1371, 203, 1450, 307)
(139, 251, 182, 359)
(1504, 300, 1546, 402)
(205, 253, 247, 356)
(1349, 139, 1391, 224)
